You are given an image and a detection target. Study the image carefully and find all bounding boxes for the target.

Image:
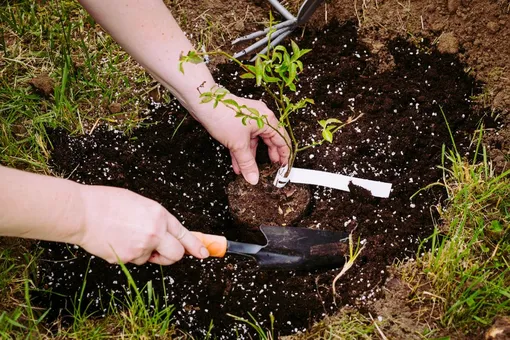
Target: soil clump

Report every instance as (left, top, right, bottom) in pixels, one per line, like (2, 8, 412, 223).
(227, 173, 311, 230)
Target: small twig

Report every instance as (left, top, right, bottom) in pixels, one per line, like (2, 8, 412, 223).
(369, 313, 388, 340)
(65, 163, 80, 180)
(89, 117, 101, 135)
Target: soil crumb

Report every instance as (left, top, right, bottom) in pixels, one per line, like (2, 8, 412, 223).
(29, 74, 54, 97)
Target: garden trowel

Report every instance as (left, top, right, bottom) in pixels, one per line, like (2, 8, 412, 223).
(192, 226, 349, 271)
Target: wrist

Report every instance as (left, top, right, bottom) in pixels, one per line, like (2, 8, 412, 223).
(64, 182, 88, 246)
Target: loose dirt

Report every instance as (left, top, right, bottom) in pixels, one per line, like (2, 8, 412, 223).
(35, 20, 496, 338)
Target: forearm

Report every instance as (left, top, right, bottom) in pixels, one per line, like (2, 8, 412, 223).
(78, 0, 217, 123)
(0, 166, 84, 244)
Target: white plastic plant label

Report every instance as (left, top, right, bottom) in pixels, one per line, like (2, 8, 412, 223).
(274, 165, 392, 198)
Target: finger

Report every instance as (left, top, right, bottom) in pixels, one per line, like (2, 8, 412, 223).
(260, 119, 291, 165)
(230, 146, 259, 185)
(230, 150, 241, 174)
(267, 145, 280, 164)
(131, 252, 153, 266)
(152, 232, 186, 263)
(278, 143, 291, 165)
(166, 215, 209, 259)
(262, 132, 291, 165)
(249, 137, 258, 159)
(149, 253, 176, 266)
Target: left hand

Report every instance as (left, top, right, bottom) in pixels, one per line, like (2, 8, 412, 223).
(193, 95, 290, 185)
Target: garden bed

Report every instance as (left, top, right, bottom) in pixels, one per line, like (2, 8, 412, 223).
(36, 21, 493, 338)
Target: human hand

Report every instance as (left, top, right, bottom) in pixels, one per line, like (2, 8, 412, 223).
(195, 95, 290, 185)
(76, 185, 209, 265)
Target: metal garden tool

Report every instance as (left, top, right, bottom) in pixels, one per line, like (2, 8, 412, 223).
(192, 225, 349, 270)
(232, 0, 325, 60)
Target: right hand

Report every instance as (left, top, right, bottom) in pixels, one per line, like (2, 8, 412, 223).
(75, 185, 209, 265)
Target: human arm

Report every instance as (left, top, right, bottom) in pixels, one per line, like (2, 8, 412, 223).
(0, 165, 209, 265)
(78, 0, 290, 184)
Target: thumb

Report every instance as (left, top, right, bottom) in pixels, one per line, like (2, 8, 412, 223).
(231, 146, 260, 185)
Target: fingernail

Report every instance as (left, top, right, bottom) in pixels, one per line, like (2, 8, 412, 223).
(200, 247, 210, 258)
(246, 172, 259, 185)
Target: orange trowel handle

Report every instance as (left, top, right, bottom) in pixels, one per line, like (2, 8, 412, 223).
(191, 232, 228, 257)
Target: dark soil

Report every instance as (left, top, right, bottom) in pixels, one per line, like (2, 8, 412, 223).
(319, 0, 510, 173)
(36, 21, 494, 338)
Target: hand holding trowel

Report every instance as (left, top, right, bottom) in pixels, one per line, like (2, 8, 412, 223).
(191, 226, 349, 271)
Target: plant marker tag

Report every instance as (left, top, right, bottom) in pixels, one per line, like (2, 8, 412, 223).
(273, 165, 392, 198)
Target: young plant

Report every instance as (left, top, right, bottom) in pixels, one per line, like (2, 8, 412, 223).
(332, 234, 365, 304)
(179, 31, 362, 177)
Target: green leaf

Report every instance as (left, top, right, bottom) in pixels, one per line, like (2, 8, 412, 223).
(247, 108, 260, 116)
(244, 65, 257, 74)
(299, 48, 312, 58)
(273, 45, 287, 54)
(184, 50, 204, 64)
(256, 118, 264, 129)
(322, 129, 333, 143)
(320, 118, 343, 128)
(262, 74, 281, 83)
(241, 116, 249, 125)
(255, 56, 263, 86)
(240, 72, 256, 79)
(235, 112, 245, 118)
(296, 60, 304, 72)
(200, 97, 213, 104)
(272, 51, 282, 63)
(276, 64, 288, 77)
(288, 82, 296, 92)
(283, 52, 291, 68)
(214, 87, 229, 96)
(288, 63, 297, 86)
(489, 220, 503, 233)
(222, 99, 240, 108)
(291, 40, 300, 58)
(295, 98, 314, 109)
(178, 62, 185, 74)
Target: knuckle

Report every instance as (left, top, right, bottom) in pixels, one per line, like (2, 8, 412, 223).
(237, 158, 256, 168)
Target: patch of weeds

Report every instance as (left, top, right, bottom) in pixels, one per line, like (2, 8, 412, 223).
(285, 308, 376, 340)
(229, 312, 275, 340)
(0, 244, 50, 338)
(400, 113, 510, 335)
(105, 261, 177, 338)
(52, 259, 177, 339)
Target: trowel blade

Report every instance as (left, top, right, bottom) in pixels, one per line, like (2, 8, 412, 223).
(254, 225, 349, 270)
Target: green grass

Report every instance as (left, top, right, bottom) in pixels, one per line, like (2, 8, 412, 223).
(400, 127, 510, 335)
(1, 0, 154, 172)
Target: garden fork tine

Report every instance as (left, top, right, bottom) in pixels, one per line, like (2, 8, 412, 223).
(232, 0, 325, 60)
